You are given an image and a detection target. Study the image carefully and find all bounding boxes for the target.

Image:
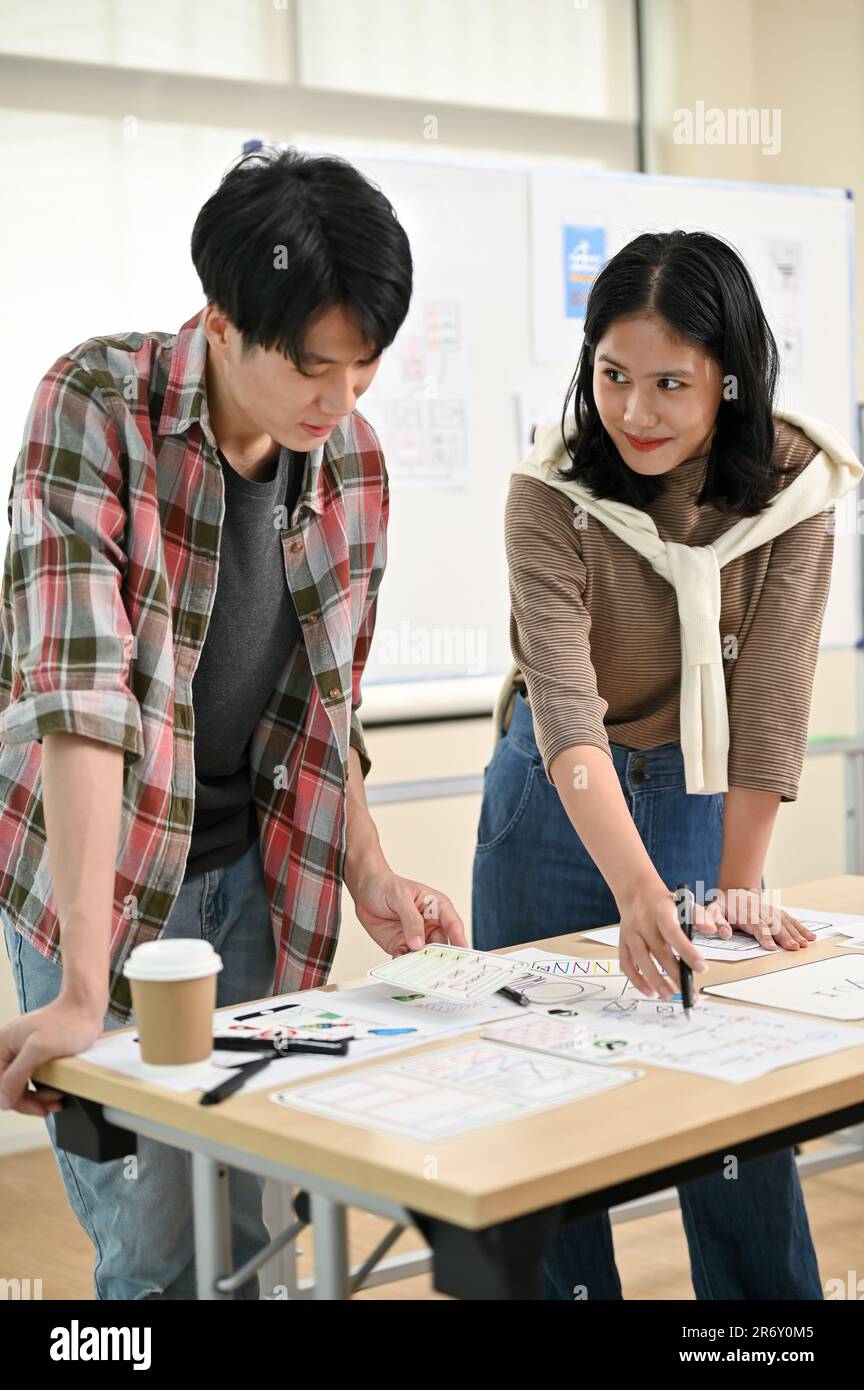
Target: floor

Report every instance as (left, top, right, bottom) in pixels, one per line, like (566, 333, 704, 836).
(1, 1139, 862, 1299)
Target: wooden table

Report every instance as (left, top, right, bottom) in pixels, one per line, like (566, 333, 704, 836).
(35, 875, 864, 1299)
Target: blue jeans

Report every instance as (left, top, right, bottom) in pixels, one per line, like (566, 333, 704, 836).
(1, 837, 277, 1300)
(472, 692, 823, 1301)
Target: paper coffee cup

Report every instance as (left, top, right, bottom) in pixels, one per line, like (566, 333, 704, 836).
(123, 939, 223, 1077)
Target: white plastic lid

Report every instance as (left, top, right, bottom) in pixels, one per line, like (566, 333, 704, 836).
(122, 938, 224, 982)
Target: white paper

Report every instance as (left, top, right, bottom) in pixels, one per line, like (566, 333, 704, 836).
(323, 983, 525, 1025)
(776, 907, 864, 936)
(368, 943, 525, 1002)
(703, 954, 864, 1021)
(545, 995, 864, 1083)
(501, 948, 657, 1009)
(483, 1014, 653, 1065)
(519, 970, 675, 1014)
(75, 985, 525, 1095)
(271, 1040, 643, 1140)
(75, 1034, 236, 1093)
(515, 388, 571, 458)
(579, 906, 864, 961)
(505, 948, 625, 976)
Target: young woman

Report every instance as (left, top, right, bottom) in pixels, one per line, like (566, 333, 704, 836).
(473, 229, 861, 1301)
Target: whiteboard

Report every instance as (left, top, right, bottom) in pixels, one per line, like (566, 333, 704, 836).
(340, 155, 859, 719)
(0, 125, 856, 723)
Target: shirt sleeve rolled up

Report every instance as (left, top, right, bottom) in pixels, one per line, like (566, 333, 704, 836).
(726, 505, 835, 803)
(0, 359, 143, 761)
(505, 474, 611, 781)
(347, 480, 389, 783)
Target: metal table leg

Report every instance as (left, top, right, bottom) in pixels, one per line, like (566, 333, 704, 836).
(310, 1193, 350, 1299)
(192, 1151, 233, 1299)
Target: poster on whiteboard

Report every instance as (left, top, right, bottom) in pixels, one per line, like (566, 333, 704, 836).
(359, 296, 470, 487)
(527, 166, 856, 653)
(530, 171, 808, 402)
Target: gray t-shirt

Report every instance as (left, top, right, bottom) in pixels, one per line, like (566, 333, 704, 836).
(184, 445, 305, 877)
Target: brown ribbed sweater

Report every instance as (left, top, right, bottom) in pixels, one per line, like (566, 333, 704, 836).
(505, 418, 832, 803)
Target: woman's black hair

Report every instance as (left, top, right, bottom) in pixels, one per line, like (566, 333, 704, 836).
(191, 144, 413, 368)
(558, 229, 782, 514)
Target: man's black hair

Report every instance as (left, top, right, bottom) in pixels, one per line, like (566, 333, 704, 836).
(191, 144, 413, 368)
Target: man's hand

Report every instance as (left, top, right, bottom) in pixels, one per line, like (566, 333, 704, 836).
(0, 997, 104, 1116)
(713, 889, 817, 952)
(341, 745, 467, 957)
(347, 865, 468, 958)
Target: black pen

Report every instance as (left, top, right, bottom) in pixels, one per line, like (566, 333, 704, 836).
(200, 1055, 275, 1106)
(234, 1002, 302, 1022)
(201, 1037, 351, 1105)
(673, 883, 694, 1020)
(212, 1035, 350, 1056)
(497, 985, 531, 1007)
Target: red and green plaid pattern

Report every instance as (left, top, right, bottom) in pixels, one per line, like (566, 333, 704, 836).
(0, 310, 387, 1022)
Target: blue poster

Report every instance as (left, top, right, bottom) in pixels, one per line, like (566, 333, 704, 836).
(563, 224, 606, 319)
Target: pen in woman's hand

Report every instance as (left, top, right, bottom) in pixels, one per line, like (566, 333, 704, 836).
(674, 883, 695, 1019)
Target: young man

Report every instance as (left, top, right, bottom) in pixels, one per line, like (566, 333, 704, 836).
(0, 146, 466, 1299)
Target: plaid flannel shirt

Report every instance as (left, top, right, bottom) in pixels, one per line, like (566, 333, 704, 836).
(0, 310, 387, 1022)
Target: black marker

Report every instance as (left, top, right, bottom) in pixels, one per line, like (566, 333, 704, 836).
(673, 883, 695, 1020)
(234, 1002, 301, 1022)
(497, 985, 531, 1007)
(200, 1055, 275, 1105)
(201, 1037, 351, 1105)
(212, 1035, 350, 1056)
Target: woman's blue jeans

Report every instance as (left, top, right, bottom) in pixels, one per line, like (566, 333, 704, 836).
(2, 837, 277, 1300)
(472, 692, 823, 1301)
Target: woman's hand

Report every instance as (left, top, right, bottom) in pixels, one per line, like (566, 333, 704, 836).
(618, 884, 732, 999)
(712, 889, 817, 952)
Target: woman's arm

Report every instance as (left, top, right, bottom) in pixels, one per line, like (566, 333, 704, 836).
(720, 435, 836, 951)
(550, 744, 667, 907)
(715, 786, 816, 950)
(506, 476, 724, 997)
(717, 785, 780, 890)
(726, 498, 834, 803)
(549, 743, 714, 997)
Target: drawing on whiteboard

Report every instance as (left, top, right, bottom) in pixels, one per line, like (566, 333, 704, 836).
(360, 298, 469, 487)
(749, 236, 804, 387)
